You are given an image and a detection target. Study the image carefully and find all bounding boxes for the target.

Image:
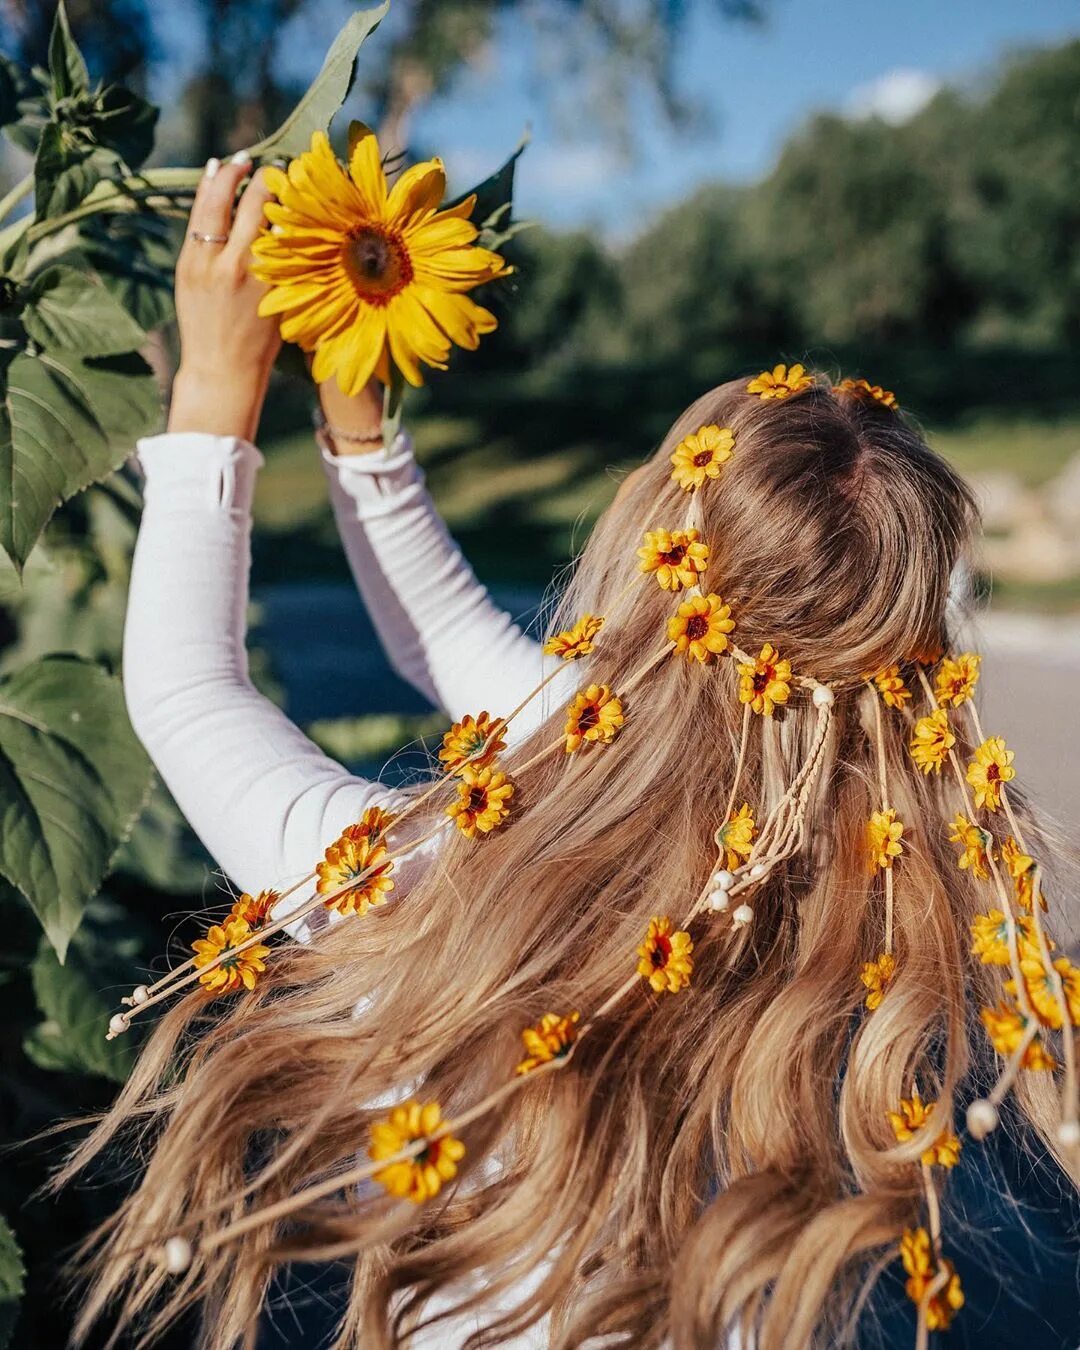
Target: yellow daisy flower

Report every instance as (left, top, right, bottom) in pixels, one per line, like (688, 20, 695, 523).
(980, 1000, 1056, 1070)
(1007, 950, 1080, 1030)
(317, 827, 396, 916)
(543, 613, 604, 661)
(887, 1093, 962, 1168)
(860, 952, 896, 1011)
(738, 643, 792, 716)
(900, 1228, 964, 1331)
(909, 709, 954, 774)
(746, 362, 813, 400)
(667, 594, 736, 663)
(935, 652, 981, 707)
(1001, 835, 1043, 911)
(636, 527, 710, 592)
(446, 764, 514, 838)
(835, 377, 898, 410)
(229, 888, 279, 927)
(438, 711, 506, 775)
(669, 424, 735, 492)
(966, 736, 1015, 812)
(865, 665, 911, 709)
(970, 909, 1038, 966)
(351, 804, 394, 842)
(192, 916, 271, 995)
(564, 683, 625, 754)
(252, 130, 510, 394)
(637, 916, 694, 994)
(948, 814, 991, 881)
(867, 808, 905, 872)
(715, 803, 756, 871)
(368, 1099, 466, 1204)
(515, 1011, 581, 1075)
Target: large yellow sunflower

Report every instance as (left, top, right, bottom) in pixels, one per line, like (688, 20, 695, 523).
(253, 129, 511, 394)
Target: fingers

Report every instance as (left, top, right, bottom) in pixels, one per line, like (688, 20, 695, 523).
(227, 168, 275, 261)
(183, 151, 254, 251)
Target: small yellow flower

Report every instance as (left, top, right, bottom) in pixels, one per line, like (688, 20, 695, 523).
(317, 827, 396, 916)
(935, 652, 981, 707)
(543, 613, 604, 661)
(564, 684, 625, 754)
(980, 1000, 1056, 1070)
(867, 809, 905, 872)
(738, 643, 792, 715)
(1007, 949, 1080, 1030)
(715, 803, 756, 871)
(438, 711, 506, 775)
(746, 362, 813, 400)
(446, 764, 514, 838)
(835, 377, 898, 410)
(887, 1093, 961, 1168)
(515, 1011, 581, 1075)
(860, 952, 896, 1010)
(352, 804, 395, 842)
(229, 888, 279, 927)
(966, 736, 1015, 812)
(637, 916, 694, 994)
(1001, 835, 1044, 911)
(948, 814, 991, 881)
(970, 909, 1038, 966)
(866, 665, 911, 709)
(670, 424, 735, 491)
(667, 594, 736, 663)
(192, 916, 271, 995)
(899, 1228, 964, 1331)
(909, 709, 954, 774)
(368, 1100, 466, 1204)
(637, 527, 710, 592)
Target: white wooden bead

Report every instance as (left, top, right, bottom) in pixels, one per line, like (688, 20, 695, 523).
(163, 1235, 193, 1275)
(131, 985, 150, 1006)
(108, 1012, 130, 1038)
(711, 869, 734, 891)
(732, 904, 754, 927)
(1057, 1120, 1080, 1149)
(965, 1099, 999, 1140)
(812, 684, 835, 708)
(708, 889, 730, 913)
(749, 863, 766, 880)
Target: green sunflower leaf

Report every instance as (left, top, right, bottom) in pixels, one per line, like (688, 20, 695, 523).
(0, 1215, 24, 1350)
(47, 1, 89, 103)
(21, 264, 147, 354)
(446, 133, 529, 250)
(24, 932, 135, 1081)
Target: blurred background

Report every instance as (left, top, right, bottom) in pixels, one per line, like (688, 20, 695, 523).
(0, 0, 1078, 1343)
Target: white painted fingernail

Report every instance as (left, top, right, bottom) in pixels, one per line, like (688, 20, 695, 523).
(231, 149, 252, 167)
(204, 157, 221, 179)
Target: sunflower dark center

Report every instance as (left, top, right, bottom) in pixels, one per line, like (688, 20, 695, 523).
(577, 705, 600, 731)
(659, 544, 687, 566)
(753, 667, 774, 693)
(468, 787, 488, 811)
(686, 615, 709, 640)
(692, 449, 712, 466)
(987, 764, 1000, 782)
(651, 935, 672, 968)
(344, 225, 413, 303)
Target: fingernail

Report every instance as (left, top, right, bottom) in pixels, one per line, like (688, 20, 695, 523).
(204, 157, 221, 179)
(231, 149, 252, 167)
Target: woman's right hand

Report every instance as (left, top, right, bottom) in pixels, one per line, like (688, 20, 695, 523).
(168, 154, 281, 441)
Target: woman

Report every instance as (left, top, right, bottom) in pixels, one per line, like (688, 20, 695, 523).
(64, 157, 1080, 1349)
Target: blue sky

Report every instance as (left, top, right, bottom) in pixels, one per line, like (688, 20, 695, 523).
(407, 0, 1080, 238)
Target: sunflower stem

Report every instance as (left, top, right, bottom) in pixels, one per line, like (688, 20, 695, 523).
(381, 363, 406, 443)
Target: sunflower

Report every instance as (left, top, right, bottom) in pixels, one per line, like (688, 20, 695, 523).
(746, 363, 813, 400)
(637, 916, 694, 994)
(670, 424, 735, 492)
(716, 803, 756, 871)
(980, 1000, 1056, 1070)
(438, 711, 506, 775)
(867, 809, 904, 872)
(515, 1011, 581, 1075)
(970, 909, 1038, 966)
(447, 763, 514, 837)
(1001, 835, 1043, 910)
(966, 737, 1015, 812)
(637, 528, 709, 591)
(909, 709, 954, 774)
(252, 130, 510, 394)
(368, 1100, 465, 1204)
(935, 652, 981, 707)
(192, 916, 271, 995)
(835, 377, 898, 410)
(887, 1093, 961, 1169)
(866, 665, 911, 709)
(317, 828, 395, 916)
(899, 1229, 964, 1332)
(229, 888, 279, 927)
(860, 951, 896, 1011)
(948, 814, 991, 881)
(667, 594, 736, 663)
(564, 684, 625, 753)
(738, 643, 792, 716)
(543, 613, 604, 660)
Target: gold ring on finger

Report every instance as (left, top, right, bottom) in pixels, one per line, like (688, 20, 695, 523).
(189, 230, 229, 244)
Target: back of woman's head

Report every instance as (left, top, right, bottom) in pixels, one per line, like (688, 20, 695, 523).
(65, 371, 1072, 1350)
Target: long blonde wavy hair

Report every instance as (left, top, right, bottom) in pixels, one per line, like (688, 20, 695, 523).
(62, 375, 1070, 1349)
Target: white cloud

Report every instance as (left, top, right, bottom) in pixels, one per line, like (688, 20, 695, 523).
(846, 68, 942, 126)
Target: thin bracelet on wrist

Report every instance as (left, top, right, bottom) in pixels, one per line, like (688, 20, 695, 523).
(313, 406, 385, 455)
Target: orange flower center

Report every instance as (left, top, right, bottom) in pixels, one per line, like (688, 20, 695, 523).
(987, 763, 1000, 782)
(651, 935, 672, 968)
(753, 665, 775, 694)
(685, 614, 709, 640)
(416, 1137, 442, 1168)
(467, 786, 488, 811)
(576, 703, 600, 732)
(692, 449, 712, 466)
(344, 225, 413, 303)
(658, 544, 688, 566)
